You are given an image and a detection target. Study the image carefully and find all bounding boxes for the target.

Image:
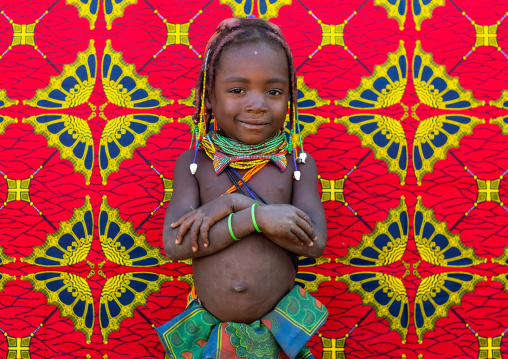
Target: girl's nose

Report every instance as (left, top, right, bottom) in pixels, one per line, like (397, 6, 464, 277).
(245, 93, 268, 114)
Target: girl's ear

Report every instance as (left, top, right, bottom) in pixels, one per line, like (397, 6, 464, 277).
(204, 93, 212, 112)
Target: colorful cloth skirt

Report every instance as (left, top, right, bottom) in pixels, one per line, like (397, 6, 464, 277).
(156, 285, 328, 359)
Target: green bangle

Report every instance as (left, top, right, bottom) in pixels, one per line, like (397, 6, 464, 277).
(251, 203, 262, 233)
(228, 213, 240, 241)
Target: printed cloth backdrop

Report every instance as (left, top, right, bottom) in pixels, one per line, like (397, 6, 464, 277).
(0, 0, 507, 358)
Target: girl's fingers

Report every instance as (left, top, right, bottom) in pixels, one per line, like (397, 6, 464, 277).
(296, 218, 317, 242)
(189, 219, 202, 252)
(200, 221, 212, 248)
(175, 217, 195, 244)
(171, 210, 196, 228)
(296, 209, 313, 226)
(291, 226, 313, 247)
(287, 231, 304, 246)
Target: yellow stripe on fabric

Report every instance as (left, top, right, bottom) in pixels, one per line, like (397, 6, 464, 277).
(273, 307, 328, 336)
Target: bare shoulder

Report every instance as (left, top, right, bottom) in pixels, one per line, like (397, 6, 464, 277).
(167, 149, 200, 214)
(292, 152, 327, 257)
(294, 152, 319, 188)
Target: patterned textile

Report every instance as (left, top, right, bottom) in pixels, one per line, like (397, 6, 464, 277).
(201, 130, 289, 174)
(0, 0, 507, 358)
(156, 286, 328, 359)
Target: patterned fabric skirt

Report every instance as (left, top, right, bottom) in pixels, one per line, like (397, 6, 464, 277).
(156, 285, 328, 359)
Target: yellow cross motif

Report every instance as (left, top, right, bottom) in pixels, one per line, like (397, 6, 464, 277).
(320, 334, 346, 359)
(320, 177, 345, 203)
(11, 22, 37, 47)
(166, 22, 190, 46)
(162, 178, 173, 203)
(6, 177, 32, 204)
(477, 335, 502, 359)
(476, 178, 501, 204)
(320, 23, 345, 47)
(474, 24, 498, 48)
(7, 335, 32, 359)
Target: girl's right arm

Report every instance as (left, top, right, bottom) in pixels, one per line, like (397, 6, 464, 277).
(163, 150, 258, 260)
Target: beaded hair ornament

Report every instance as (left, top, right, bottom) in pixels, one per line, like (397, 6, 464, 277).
(189, 17, 307, 181)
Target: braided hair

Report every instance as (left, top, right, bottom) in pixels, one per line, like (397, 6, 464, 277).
(192, 18, 298, 135)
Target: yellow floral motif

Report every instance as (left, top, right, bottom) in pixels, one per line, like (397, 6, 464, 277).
(336, 41, 407, 109)
(490, 90, 508, 109)
(413, 115, 484, 185)
(0, 90, 18, 108)
(24, 40, 96, 109)
(99, 196, 170, 266)
(22, 271, 94, 342)
(414, 197, 484, 267)
(21, 197, 94, 266)
(415, 272, 485, 342)
(375, 0, 406, 30)
(337, 272, 409, 342)
(24, 114, 94, 184)
(220, 0, 291, 20)
(0, 272, 15, 290)
(337, 197, 408, 266)
(100, 272, 172, 343)
(412, 0, 445, 31)
(335, 114, 407, 184)
(0, 116, 16, 135)
(99, 114, 172, 184)
(413, 41, 484, 109)
(102, 39, 173, 109)
(66, 0, 138, 30)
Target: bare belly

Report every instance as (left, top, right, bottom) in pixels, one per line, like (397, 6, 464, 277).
(192, 234, 296, 323)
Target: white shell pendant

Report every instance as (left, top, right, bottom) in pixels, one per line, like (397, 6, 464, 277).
(190, 163, 198, 175)
(294, 170, 301, 181)
(299, 152, 307, 163)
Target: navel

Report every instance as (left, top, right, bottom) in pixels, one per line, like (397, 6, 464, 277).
(233, 282, 248, 293)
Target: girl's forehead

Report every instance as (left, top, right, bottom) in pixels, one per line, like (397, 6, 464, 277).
(217, 42, 288, 74)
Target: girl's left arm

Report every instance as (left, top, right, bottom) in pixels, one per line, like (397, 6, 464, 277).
(289, 153, 327, 257)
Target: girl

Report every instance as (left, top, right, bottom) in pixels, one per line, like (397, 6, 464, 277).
(158, 17, 328, 359)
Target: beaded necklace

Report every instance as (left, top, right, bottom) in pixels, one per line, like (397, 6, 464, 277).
(201, 130, 289, 174)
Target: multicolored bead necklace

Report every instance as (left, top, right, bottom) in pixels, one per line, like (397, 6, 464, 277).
(201, 130, 288, 174)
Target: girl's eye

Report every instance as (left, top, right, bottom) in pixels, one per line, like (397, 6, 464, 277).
(230, 88, 244, 94)
(268, 89, 283, 96)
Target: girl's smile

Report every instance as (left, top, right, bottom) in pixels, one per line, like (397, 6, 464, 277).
(206, 41, 290, 145)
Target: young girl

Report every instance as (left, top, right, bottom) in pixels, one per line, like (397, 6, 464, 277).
(158, 17, 328, 359)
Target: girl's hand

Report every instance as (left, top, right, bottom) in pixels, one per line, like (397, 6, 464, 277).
(254, 204, 317, 247)
(170, 194, 253, 252)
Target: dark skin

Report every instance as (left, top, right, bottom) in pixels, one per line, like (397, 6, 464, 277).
(163, 42, 327, 323)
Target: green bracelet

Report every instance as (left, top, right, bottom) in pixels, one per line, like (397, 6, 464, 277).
(228, 213, 240, 241)
(251, 203, 262, 233)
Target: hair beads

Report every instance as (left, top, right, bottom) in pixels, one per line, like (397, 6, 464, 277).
(191, 18, 305, 180)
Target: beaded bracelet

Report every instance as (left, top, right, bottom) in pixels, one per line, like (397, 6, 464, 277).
(228, 213, 240, 241)
(251, 203, 262, 233)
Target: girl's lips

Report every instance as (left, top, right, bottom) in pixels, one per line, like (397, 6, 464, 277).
(237, 120, 269, 129)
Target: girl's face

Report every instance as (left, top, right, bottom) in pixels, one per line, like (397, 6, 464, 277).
(206, 41, 290, 145)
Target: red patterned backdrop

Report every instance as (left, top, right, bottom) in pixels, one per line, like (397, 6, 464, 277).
(0, 0, 507, 358)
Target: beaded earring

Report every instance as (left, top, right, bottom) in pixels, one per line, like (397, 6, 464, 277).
(290, 72, 307, 181)
(190, 50, 210, 175)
